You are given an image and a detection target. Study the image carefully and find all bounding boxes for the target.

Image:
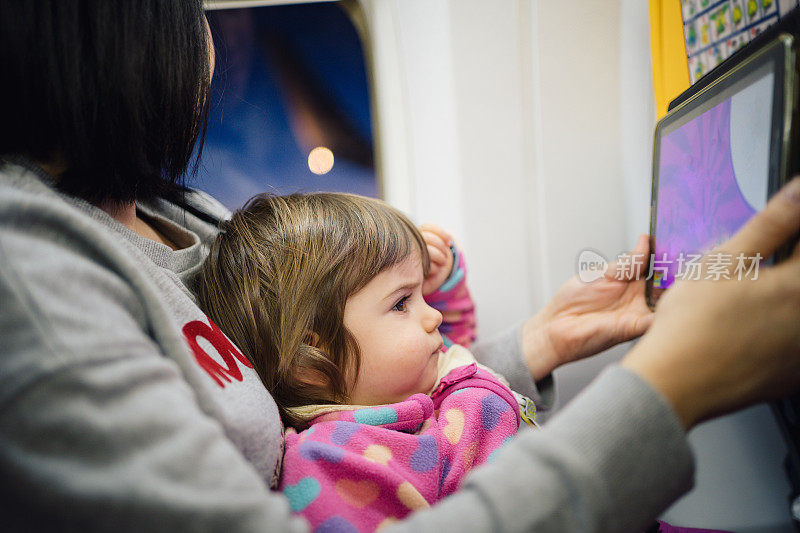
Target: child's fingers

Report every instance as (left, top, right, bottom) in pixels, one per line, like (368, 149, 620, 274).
(422, 230, 449, 254)
(427, 243, 448, 266)
(419, 223, 453, 247)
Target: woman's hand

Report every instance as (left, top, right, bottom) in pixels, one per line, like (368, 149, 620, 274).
(420, 223, 455, 296)
(622, 177, 800, 429)
(522, 235, 654, 381)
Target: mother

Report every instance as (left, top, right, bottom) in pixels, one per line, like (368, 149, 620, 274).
(2, 1, 800, 531)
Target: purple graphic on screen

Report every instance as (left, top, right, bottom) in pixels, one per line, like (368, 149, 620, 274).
(655, 98, 758, 288)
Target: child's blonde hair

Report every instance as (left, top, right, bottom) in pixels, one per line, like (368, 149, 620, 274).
(198, 192, 430, 427)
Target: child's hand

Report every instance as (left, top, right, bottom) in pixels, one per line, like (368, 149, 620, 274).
(420, 223, 454, 295)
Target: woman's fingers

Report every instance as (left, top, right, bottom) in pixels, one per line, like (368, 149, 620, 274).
(717, 177, 800, 258)
(605, 234, 650, 281)
(620, 178, 800, 429)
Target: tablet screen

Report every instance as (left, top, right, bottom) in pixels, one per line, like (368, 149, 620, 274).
(652, 63, 775, 291)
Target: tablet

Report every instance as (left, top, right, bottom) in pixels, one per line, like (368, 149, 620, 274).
(647, 34, 798, 308)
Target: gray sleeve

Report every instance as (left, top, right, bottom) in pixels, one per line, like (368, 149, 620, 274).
(0, 354, 309, 532)
(389, 366, 695, 533)
(472, 323, 557, 416)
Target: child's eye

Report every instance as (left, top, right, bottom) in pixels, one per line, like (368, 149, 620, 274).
(392, 296, 409, 312)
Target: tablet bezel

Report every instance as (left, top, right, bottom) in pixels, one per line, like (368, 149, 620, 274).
(647, 34, 798, 309)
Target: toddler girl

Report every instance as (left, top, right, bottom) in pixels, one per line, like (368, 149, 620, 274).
(198, 192, 530, 532)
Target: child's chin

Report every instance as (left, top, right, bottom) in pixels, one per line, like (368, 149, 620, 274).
(422, 370, 438, 393)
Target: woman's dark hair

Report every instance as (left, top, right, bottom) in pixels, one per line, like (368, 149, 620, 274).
(0, 1, 211, 204)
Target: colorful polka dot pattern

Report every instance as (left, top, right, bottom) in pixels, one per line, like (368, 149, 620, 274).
(317, 516, 358, 533)
(443, 409, 465, 444)
(363, 444, 392, 465)
(335, 479, 380, 508)
(353, 406, 398, 426)
(284, 477, 320, 512)
(396, 481, 429, 510)
(409, 435, 438, 472)
(279, 362, 520, 532)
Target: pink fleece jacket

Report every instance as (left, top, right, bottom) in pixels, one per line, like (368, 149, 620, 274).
(424, 245, 476, 348)
(279, 362, 520, 532)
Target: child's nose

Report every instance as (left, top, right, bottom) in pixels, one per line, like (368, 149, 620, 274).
(423, 303, 443, 332)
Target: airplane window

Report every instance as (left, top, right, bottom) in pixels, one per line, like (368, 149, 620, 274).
(197, 3, 376, 210)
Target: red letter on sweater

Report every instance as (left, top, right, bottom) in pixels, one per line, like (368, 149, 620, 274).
(183, 318, 253, 387)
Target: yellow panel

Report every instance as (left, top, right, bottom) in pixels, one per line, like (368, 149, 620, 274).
(650, 0, 691, 118)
